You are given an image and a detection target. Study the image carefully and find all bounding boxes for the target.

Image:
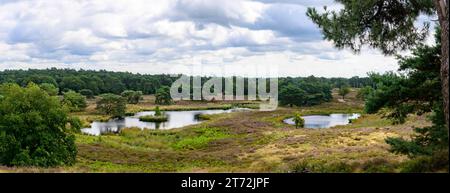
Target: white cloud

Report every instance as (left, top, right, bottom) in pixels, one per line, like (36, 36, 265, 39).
(0, 0, 420, 77)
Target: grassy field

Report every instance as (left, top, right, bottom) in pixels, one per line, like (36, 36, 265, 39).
(0, 89, 431, 173)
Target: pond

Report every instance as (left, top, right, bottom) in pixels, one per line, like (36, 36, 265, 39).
(81, 108, 249, 136)
(283, 113, 360, 128)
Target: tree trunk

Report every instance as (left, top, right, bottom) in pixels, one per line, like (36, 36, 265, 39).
(433, 0, 449, 128)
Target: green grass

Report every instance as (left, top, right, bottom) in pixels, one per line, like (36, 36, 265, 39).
(171, 127, 231, 150)
(139, 115, 168, 122)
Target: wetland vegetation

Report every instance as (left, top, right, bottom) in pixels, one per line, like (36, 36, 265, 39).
(1, 84, 442, 172)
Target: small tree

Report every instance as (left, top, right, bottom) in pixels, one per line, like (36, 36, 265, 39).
(154, 106, 162, 116)
(279, 84, 306, 107)
(121, 90, 143, 104)
(155, 86, 173, 105)
(79, 89, 94, 99)
(293, 113, 305, 128)
(96, 93, 126, 118)
(338, 86, 350, 100)
(0, 83, 77, 167)
(39, 83, 59, 96)
(62, 90, 87, 112)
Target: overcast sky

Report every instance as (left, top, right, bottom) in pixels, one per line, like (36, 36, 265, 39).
(0, 0, 434, 77)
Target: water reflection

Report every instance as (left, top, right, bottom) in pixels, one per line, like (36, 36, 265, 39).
(284, 113, 360, 128)
(81, 108, 249, 136)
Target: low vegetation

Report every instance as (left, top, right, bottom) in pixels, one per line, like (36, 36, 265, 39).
(139, 115, 168, 122)
(292, 113, 305, 128)
(0, 87, 437, 173)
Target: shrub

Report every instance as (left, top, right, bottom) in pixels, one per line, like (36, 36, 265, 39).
(0, 83, 77, 167)
(39, 83, 59, 96)
(154, 106, 162, 116)
(62, 90, 87, 112)
(79, 89, 94, 99)
(121, 90, 143, 104)
(293, 113, 305, 128)
(96, 94, 126, 118)
(139, 115, 168, 122)
(155, 86, 173, 105)
(338, 86, 351, 100)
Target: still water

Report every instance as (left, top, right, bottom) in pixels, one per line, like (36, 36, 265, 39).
(81, 108, 249, 136)
(283, 113, 360, 128)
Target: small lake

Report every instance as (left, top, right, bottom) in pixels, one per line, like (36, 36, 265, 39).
(283, 113, 360, 128)
(81, 108, 249, 136)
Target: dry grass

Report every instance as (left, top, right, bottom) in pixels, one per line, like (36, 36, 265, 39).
(1, 89, 431, 173)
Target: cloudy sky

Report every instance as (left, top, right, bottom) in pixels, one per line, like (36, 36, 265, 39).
(0, 0, 433, 77)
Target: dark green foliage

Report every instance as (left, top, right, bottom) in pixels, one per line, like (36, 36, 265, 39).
(279, 84, 306, 107)
(39, 83, 59, 96)
(307, 0, 434, 55)
(21, 75, 57, 87)
(0, 83, 77, 167)
(79, 89, 94, 99)
(365, 29, 442, 124)
(60, 76, 85, 92)
(356, 86, 373, 100)
(0, 68, 178, 95)
(155, 86, 173, 105)
(67, 116, 82, 133)
(96, 94, 126, 118)
(279, 77, 332, 107)
(121, 90, 143, 104)
(385, 103, 448, 157)
(364, 29, 447, 171)
(62, 90, 87, 112)
(0, 69, 372, 99)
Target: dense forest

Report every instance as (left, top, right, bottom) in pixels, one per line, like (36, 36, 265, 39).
(0, 68, 372, 105)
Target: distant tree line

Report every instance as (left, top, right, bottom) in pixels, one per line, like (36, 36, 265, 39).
(0, 68, 373, 107)
(0, 68, 178, 95)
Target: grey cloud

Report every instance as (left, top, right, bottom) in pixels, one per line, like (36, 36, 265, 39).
(0, 0, 399, 78)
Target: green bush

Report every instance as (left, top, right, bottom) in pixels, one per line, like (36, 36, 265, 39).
(121, 90, 143, 104)
(0, 83, 77, 167)
(62, 90, 87, 112)
(139, 115, 168, 122)
(96, 94, 126, 118)
(39, 83, 59, 96)
(154, 106, 162, 116)
(79, 89, 94, 99)
(155, 86, 173, 105)
(293, 113, 305, 128)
